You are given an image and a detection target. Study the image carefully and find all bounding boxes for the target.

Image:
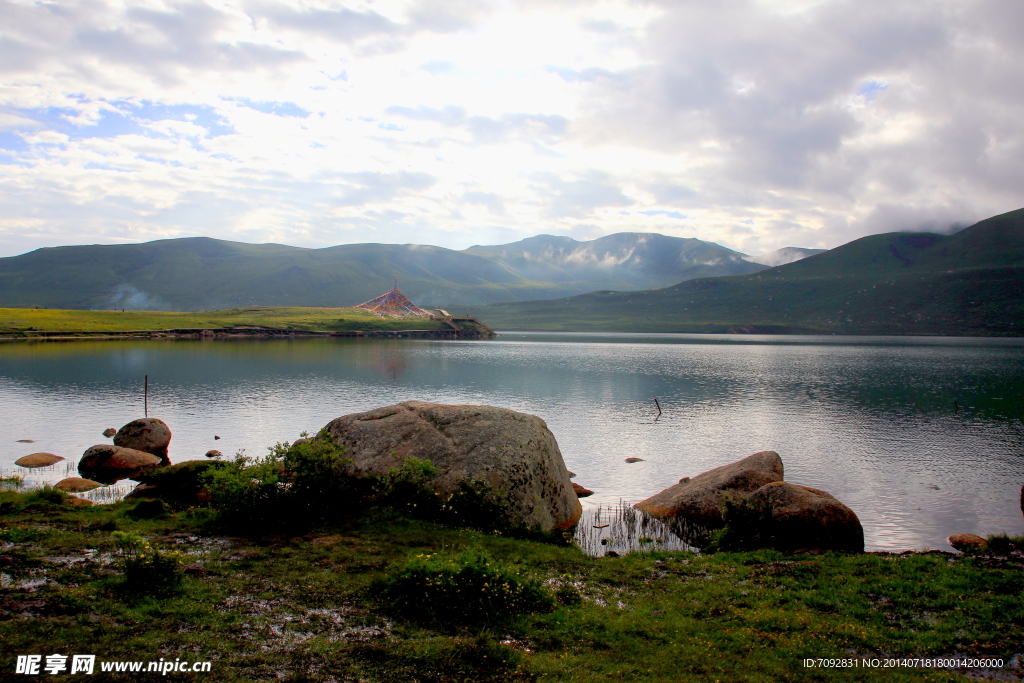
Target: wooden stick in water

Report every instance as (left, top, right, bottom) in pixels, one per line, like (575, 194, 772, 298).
(145, 375, 148, 418)
(654, 397, 662, 418)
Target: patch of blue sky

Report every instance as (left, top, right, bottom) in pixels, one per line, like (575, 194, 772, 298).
(640, 210, 687, 219)
(83, 162, 137, 172)
(136, 155, 184, 167)
(229, 98, 310, 118)
(0, 132, 29, 152)
(857, 80, 887, 102)
(377, 122, 405, 131)
(129, 102, 235, 137)
(6, 102, 235, 142)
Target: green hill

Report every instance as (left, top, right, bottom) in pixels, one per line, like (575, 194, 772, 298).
(0, 233, 768, 311)
(465, 208, 1024, 336)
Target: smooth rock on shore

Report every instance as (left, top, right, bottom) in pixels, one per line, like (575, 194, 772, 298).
(14, 453, 65, 468)
(745, 481, 864, 553)
(79, 445, 162, 484)
(948, 533, 988, 552)
(634, 451, 784, 528)
(114, 418, 172, 462)
(324, 401, 582, 532)
(54, 477, 103, 492)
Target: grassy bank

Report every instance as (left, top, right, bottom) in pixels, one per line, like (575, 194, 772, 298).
(1, 484, 1022, 682)
(0, 306, 451, 336)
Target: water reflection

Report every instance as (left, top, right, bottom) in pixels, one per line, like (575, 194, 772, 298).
(1, 333, 1022, 552)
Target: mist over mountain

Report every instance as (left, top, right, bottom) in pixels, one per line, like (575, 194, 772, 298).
(463, 232, 766, 289)
(747, 247, 827, 267)
(465, 208, 1024, 337)
(0, 232, 771, 311)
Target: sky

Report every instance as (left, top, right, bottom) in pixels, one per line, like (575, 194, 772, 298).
(0, 0, 1021, 259)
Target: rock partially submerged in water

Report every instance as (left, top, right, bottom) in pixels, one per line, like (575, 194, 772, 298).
(635, 451, 864, 553)
(102, 428, 116, 438)
(572, 482, 594, 498)
(55, 477, 103, 492)
(15, 453, 65, 468)
(324, 401, 582, 532)
(635, 451, 784, 528)
(948, 533, 987, 552)
(114, 418, 172, 462)
(746, 482, 864, 553)
(78, 445, 162, 484)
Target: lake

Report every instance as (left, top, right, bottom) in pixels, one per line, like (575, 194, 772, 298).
(2, 332, 1023, 552)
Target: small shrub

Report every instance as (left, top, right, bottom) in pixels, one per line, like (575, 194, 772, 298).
(201, 451, 288, 527)
(376, 549, 554, 627)
(112, 531, 184, 596)
(24, 486, 67, 507)
(202, 431, 355, 529)
(705, 493, 774, 553)
(985, 533, 1022, 554)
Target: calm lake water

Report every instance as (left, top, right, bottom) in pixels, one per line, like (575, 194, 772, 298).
(3, 332, 1023, 552)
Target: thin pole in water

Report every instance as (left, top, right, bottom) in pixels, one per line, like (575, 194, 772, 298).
(654, 397, 662, 419)
(145, 375, 149, 417)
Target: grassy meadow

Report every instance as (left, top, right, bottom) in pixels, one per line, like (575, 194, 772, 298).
(1, 479, 1022, 682)
(0, 306, 451, 335)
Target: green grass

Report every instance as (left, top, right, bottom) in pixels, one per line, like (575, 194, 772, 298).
(0, 306, 451, 335)
(1, 486, 1022, 682)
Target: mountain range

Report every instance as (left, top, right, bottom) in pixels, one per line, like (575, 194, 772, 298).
(463, 208, 1024, 336)
(0, 232, 775, 311)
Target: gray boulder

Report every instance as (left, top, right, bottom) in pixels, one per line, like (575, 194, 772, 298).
(323, 401, 582, 532)
(745, 482, 864, 552)
(114, 418, 172, 462)
(634, 451, 784, 528)
(79, 445, 162, 484)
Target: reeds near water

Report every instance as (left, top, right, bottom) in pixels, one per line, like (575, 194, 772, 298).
(573, 500, 702, 556)
(0, 463, 134, 502)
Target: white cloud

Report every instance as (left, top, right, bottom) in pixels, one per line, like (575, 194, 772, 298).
(0, 0, 1021, 259)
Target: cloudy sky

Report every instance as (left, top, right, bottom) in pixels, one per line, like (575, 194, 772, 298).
(0, 0, 1021, 258)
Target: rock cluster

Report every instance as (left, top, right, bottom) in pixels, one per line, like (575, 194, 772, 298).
(323, 401, 581, 532)
(114, 418, 172, 462)
(635, 451, 864, 553)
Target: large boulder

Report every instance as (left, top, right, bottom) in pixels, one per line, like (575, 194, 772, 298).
(745, 482, 864, 553)
(634, 451, 784, 528)
(78, 445, 162, 485)
(323, 401, 582, 532)
(114, 418, 172, 462)
(15, 453, 65, 468)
